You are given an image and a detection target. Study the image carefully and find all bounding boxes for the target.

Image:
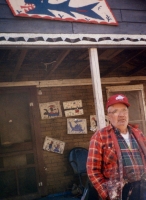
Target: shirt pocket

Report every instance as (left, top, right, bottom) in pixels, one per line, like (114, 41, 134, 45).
(103, 145, 117, 165)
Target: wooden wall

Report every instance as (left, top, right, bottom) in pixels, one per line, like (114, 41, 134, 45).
(1, 75, 146, 195)
(0, 0, 146, 34)
(33, 81, 146, 194)
(38, 85, 96, 194)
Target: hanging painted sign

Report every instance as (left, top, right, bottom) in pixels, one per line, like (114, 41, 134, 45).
(63, 100, 84, 117)
(64, 109, 84, 117)
(67, 118, 87, 134)
(6, 0, 118, 25)
(90, 114, 110, 132)
(63, 100, 82, 109)
(43, 136, 65, 154)
(39, 101, 62, 119)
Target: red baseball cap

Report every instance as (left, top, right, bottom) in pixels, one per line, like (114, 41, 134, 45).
(106, 94, 130, 109)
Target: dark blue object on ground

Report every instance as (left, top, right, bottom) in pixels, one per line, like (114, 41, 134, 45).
(38, 191, 80, 200)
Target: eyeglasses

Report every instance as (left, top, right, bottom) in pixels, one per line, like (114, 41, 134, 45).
(108, 109, 128, 115)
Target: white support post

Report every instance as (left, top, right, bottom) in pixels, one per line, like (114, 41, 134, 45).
(89, 48, 106, 129)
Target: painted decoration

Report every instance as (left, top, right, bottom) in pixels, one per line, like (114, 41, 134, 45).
(90, 115, 98, 132)
(39, 101, 62, 119)
(64, 108, 84, 117)
(90, 115, 110, 131)
(6, 0, 118, 25)
(63, 100, 84, 117)
(63, 100, 82, 109)
(43, 136, 65, 154)
(67, 118, 87, 134)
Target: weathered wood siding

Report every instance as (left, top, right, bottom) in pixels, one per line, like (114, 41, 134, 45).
(0, 0, 146, 34)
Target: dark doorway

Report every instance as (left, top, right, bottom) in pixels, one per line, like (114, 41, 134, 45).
(0, 86, 46, 200)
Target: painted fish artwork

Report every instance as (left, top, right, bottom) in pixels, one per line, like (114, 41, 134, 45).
(6, 0, 118, 25)
(39, 101, 62, 119)
(67, 118, 87, 134)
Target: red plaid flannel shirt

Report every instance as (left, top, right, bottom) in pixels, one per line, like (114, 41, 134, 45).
(86, 124, 146, 200)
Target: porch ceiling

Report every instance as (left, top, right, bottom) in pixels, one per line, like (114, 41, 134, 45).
(0, 47, 146, 82)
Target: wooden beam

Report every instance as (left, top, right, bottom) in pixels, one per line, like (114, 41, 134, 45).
(127, 63, 146, 76)
(2, 76, 146, 88)
(89, 48, 106, 129)
(8, 49, 17, 60)
(46, 49, 70, 78)
(12, 50, 27, 81)
(76, 49, 123, 78)
(76, 65, 89, 78)
(101, 49, 145, 77)
(99, 49, 123, 60)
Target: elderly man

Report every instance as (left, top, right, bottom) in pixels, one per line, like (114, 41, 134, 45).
(86, 94, 146, 200)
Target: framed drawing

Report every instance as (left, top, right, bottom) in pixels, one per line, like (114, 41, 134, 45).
(43, 136, 65, 154)
(39, 101, 62, 119)
(67, 118, 87, 134)
(63, 100, 84, 117)
(90, 115, 110, 132)
(90, 115, 98, 132)
(64, 109, 84, 117)
(63, 100, 82, 109)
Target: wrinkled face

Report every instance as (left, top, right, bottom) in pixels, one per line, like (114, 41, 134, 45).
(107, 103, 129, 132)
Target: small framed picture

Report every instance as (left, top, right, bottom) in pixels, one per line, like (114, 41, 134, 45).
(90, 115, 110, 132)
(90, 115, 98, 132)
(39, 101, 62, 119)
(43, 136, 65, 154)
(67, 118, 87, 134)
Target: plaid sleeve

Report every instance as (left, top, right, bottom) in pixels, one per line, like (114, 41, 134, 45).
(86, 131, 109, 200)
(141, 132, 146, 146)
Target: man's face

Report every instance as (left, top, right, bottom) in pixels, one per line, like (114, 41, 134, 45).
(107, 103, 129, 132)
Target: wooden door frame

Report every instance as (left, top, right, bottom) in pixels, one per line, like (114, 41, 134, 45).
(0, 86, 47, 199)
(106, 84, 146, 134)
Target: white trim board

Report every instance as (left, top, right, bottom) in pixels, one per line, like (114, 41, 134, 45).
(0, 77, 145, 88)
(89, 48, 106, 129)
(106, 84, 144, 92)
(0, 34, 146, 46)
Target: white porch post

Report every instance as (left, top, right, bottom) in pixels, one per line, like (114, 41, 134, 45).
(89, 48, 106, 129)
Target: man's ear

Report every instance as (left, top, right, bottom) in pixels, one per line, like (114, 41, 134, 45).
(105, 115, 110, 126)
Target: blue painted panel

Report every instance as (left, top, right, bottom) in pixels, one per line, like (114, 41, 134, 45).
(73, 21, 146, 34)
(107, 0, 146, 10)
(0, 19, 73, 33)
(122, 10, 146, 23)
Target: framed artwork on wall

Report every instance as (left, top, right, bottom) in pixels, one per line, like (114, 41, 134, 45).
(90, 115, 110, 132)
(63, 100, 82, 109)
(39, 101, 62, 119)
(64, 109, 84, 117)
(67, 118, 87, 134)
(63, 100, 84, 117)
(90, 115, 98, 132)
(43, 136, 65, 154)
